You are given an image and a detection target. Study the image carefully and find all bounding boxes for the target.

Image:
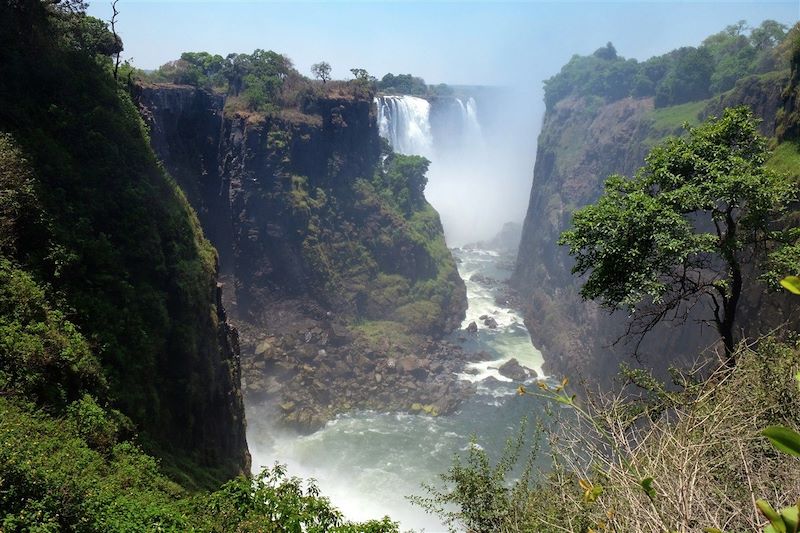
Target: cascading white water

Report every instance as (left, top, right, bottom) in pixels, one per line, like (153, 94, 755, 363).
(375, 95, 484, 157)
(375, 95, 434, 158)
(462, 97, 483, 147)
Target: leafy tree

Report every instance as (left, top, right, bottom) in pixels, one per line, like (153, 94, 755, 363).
(751, 20, 789, 50)
(593, 42, 618, 60)
(350, 68, 371, 81)
(654, 47, 714, 106)
(543, 20, 789, 109)
(377, 73, 428, 96)
(311, 61, 331, 83)
(559, 107, 795, 363)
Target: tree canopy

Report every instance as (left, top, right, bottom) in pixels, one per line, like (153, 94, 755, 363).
(543, 20, 790, 109)
(559, 107, 795, 362)
(311, 61, 332, 83)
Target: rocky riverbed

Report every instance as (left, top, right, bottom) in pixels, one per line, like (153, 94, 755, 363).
(239, 299, 489, 432)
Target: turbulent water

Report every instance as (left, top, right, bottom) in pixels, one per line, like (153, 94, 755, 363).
(248, 247, 547, 531)
(376, 95, 435, 158)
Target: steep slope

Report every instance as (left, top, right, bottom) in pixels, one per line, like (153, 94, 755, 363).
(137, 82, 469, 429)
(513, 44, 797, 384)
(0, 1, 248, 486)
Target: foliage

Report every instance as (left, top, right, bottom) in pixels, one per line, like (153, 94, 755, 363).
(560, 107, 796, 361)
(151, 48, 301, 113)
(311, 61, 332, 83)
(424, 339, 800, 532)
(373, 152, 429, 214)
(203, 463, 398, 532)
(377, 73, 429, 96)
(0, 259, 106, 410)
(544, 20, 790, 109)
(0, 0, 243, 485)
(411, 425, 538, 533)
(282, 143, 462, 335)
(0, 396, 398, 532)
(0, 134, 37, 256)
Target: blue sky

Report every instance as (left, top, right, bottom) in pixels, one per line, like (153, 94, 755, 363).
(89, 1, 799, 87)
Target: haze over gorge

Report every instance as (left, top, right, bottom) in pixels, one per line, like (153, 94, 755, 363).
(3, 1, 800, 532)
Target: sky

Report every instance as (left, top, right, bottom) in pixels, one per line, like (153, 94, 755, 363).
(89, 1, 799, 87)
(87, 0, 800, 243)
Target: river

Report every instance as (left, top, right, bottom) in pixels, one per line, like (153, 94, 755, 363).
(247, 246, 548, 531)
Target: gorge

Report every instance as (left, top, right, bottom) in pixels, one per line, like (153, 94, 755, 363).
(136, 82, 546, 529)
(3, 2, 800, 531)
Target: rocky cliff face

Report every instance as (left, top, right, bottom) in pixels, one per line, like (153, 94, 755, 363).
(512, 74, 794, 385)
(138, 84, 469, 429)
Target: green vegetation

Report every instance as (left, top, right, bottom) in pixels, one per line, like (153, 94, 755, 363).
(150, 49, 309, 114)
(0, 1, 400, 530)
(1, 396, 398, 531)
(769, 141, 800, 177)
(0, 0, 254, 484)
(560, 107, 795, 362)
(646, 98, 707, 134)
(291, 148, 462, 335)
(544, 20, 789, 109)
(420, 339, 800, 532)
(374, 73, 453, 97)
(148, 53, 456, 117)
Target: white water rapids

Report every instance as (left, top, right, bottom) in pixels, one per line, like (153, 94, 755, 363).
(247, 247, 547, 531)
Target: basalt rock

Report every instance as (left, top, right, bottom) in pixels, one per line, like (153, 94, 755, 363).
(138, 83, 470, 430)
(498, 358, 537, 382)
(512, 81, 795, 389)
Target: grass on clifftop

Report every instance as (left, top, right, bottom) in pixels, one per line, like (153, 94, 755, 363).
(647, 99, 707, 136)
(768, 141, 800, 178)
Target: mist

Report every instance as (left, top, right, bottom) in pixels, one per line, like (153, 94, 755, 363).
(425, 87, 543, 247)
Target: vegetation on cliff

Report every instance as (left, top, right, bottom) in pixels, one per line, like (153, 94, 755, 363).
(147, 51, 453, 114)
(0, 1, 399, 530)
(513, 21, 800, 388)
(478, 23, 800, 532)
(0, 0, 248, 483)
(544, 20, 790, 109)
(560, 107, 795, 362)
(430, 82, 800, 533)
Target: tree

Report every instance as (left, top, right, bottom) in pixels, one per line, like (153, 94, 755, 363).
(350, 68, 370, 81)
(559, 107, 795, 364)
(311, 61, 331, 83)
(593, 42, 618, 60)
(110, 0, 121, 80)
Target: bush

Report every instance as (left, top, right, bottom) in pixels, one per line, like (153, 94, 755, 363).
(420, 339, 800, 532)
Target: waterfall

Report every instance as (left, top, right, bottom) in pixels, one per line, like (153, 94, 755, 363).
(375, 95, 484, 158)
(376, 93, 488, 246)
(461, 97, 483, 146)
(375, 95, 434, 158)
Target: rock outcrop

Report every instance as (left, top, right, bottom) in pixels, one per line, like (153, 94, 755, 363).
(137, 83, 468, 428)
(512, 75, 795, 387)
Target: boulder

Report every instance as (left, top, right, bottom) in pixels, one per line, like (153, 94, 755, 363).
(498, 358, 536, 382)
(255, 338, 272, 356)
(327, 322, 353, 346)
(398, 355, 427, 373)
(483, 316, 498, 329)
(466, 321, 478, 334)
